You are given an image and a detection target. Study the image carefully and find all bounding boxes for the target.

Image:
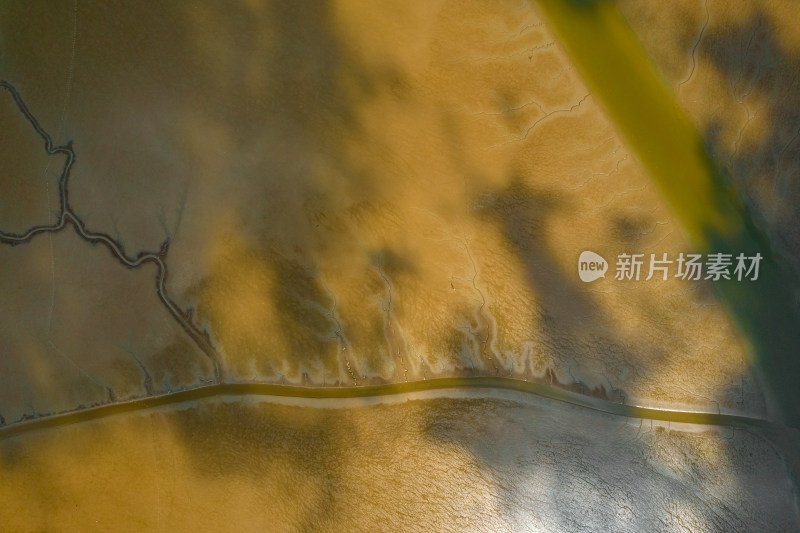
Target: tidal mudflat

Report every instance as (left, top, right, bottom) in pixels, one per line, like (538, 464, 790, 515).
(1, 392, 796, 532)
(0, 0, 766, 420)
(1, 0, 799, 530)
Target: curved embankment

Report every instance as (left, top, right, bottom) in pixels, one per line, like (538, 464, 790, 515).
(0, 377, 778, 441)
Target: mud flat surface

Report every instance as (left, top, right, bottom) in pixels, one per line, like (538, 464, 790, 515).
(0, 0, 769, 421)
(0, 1, 798, 530)
(1, 394, 797, 532)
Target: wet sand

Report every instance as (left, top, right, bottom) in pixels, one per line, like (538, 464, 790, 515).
(1, 394, 796, 532)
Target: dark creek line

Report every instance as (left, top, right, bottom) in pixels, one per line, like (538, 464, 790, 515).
(0, 377, 778, 441)
(0, 80, 222, 382)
